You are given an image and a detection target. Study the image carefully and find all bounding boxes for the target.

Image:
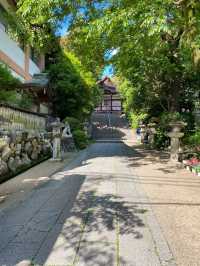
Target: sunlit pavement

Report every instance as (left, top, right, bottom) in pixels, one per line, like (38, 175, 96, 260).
(0, 139, 175, 266)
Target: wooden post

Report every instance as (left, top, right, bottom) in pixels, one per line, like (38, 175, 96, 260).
(24, 45, 30, 80)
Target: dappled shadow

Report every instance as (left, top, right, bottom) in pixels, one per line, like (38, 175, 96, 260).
(74, 190, 146, 235)
(0, 135, 195, 265)
(124, 145, 179, 174)
(0, 169, 147, 265)
(31, 173, 147, 265)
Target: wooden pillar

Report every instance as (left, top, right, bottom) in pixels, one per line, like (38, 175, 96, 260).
(38, 54, 45, 71)
(24, 46, 31, 80)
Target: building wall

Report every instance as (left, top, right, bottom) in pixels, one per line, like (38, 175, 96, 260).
(96, 94, 122, 112)
(0, 0, 44, 81)
(0, 27, 41, 80)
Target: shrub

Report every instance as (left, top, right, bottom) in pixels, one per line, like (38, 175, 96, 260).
(129, 112, 148, 129)
(159, 112, 182, 129)
(48, 51, 100, 120)
(184, 130, 200, 147)
(64, 116, 83, 131)
(73, 129, 88, 149)
(153, 128, 169, 150)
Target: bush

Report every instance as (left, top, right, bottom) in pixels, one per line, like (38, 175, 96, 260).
(64, 116, 83, 131)
(153, 128, 170, 150)
(159, 112, 182, 129)
(129, 112, 148, 129)
(73, 129, 88, 149)
(48, 51, 100, 120)
(184, 130, 200, 147)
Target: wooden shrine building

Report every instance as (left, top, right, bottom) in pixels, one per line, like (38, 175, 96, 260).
(96, 76, 122, 113)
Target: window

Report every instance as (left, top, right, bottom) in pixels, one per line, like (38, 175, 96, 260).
(0, 5, 8, 32)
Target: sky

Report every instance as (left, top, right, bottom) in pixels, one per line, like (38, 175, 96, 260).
(102, 48, 119, 77)
(102, 65, 114, 77)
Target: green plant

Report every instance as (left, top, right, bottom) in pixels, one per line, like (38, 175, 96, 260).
(73, 129, 88, 150)
(160, 112, 182, 126)
(153, 128, 169, 150)
(0, 63, 21, 89)
(184, 130, 200, 147)
(129, 112, 148, 129)
(48, 50, 100, 120)
(64, 116, 83, 131)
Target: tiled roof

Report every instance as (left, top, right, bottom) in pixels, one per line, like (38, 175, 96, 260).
(97, 76, 117, 94)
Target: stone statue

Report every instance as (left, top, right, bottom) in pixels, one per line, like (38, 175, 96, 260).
(62, 122, 72, 138)
(61, 122, 75, 153)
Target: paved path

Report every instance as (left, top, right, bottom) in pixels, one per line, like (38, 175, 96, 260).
(0, 152, 78, 211)
(0, 141, 175, 266)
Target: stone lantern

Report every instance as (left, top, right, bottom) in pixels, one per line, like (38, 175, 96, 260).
(147, 123, 157, 146)
(50, 119, 64, 161)
(167, 121, 186, 161)
(140, 124, 146, 144)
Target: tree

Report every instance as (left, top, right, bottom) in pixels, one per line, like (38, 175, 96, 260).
(0, 64, 21, 89)
(65, 0, 200, 114)
(14, 1, 200, 118)
(0, 64, 34, 108)
(48, 50, 100, 120)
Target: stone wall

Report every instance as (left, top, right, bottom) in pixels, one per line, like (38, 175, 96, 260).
(0, 104, 78, 182)
(0, 104, 51, 182)
(0, 131, 51, 182)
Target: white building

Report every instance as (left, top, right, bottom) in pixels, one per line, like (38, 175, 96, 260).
(0, 0, 45, 82)
(0, 0, 51, 114)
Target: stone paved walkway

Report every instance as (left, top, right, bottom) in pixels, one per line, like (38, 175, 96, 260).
(128, 146, 200, 266)
(0, 141, 175, 266)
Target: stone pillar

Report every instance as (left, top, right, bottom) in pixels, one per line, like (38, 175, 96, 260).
(140, 124, 146, 144)
(147, 123, 156, 146)
(50, 120, 64, 161)
(167, 121, 186, 162)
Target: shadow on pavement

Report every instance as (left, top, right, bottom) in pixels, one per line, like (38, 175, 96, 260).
(0, 140, 189, 265)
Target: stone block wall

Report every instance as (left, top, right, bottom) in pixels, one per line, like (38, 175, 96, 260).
(0, 131, 51, 183)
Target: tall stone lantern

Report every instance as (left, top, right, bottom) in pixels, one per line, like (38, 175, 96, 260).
(140, 124, 146, 144)
(167, 121, 186, 161)
(50, 119, 64, 161)
(147, 123, 157, 146)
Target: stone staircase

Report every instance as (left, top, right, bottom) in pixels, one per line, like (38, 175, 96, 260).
(91, 112, 130, 140)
